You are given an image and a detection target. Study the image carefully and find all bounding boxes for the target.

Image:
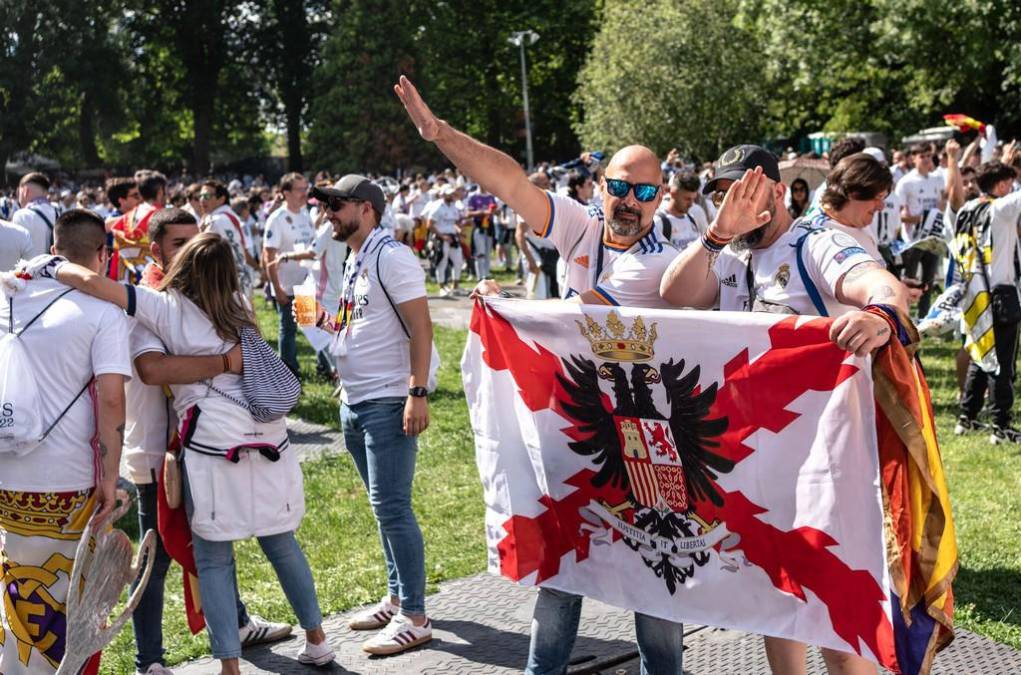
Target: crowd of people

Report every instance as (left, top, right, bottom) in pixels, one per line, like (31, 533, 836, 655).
(0, 72, 1017, 675)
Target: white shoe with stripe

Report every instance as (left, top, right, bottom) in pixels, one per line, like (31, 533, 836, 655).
(348, 596, 397, 630)
(361, 614, 432, 655)
(239, 615, 293, 648)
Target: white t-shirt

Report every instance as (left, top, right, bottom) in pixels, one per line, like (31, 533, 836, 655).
(895, 170, 945, 238)
(537, 192, 677, 308)
(825, 220, 882, 261)
(870, 192, 903, 246)
(0, 279, 132, 491)
(122, 322, 176, 485)
(12, 199, 59, 257)
(409, 189, 432, 219)
(203, 205, 254, 297)
(132, 286, 244, 417)
(0, 220, 33, 272)
(423, 200, 462, 234)
(655, 204, 708, 251)
(713, 221, 876, 316)
(330, 239, 426, 405)
(952, 193, 1021, 287)
(313, 222, 348, 318)
(263, 205, 315, 291)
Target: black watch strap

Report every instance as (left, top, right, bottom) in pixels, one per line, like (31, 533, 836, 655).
(408, 386, 429, 398)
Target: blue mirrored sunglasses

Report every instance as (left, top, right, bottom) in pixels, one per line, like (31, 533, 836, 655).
(605, 178, 659, 202)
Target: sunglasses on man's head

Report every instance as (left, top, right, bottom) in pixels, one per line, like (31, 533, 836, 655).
(605, 178, 659, 203)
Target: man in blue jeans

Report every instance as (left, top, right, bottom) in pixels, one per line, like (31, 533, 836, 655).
(395, 76, 684, 674)
(312, 175, 435, 656)
(124, 209, 291, 675)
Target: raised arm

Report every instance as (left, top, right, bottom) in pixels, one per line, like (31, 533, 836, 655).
(660, 167, 772, 309)
(944, 139, 964, 212)
(394, 76, 549, 232)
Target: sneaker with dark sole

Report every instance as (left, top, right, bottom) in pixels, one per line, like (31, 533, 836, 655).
(239, 615, 293, 648)
(954, 415, 980, 435)
(348, 596, 396, 631)
(989, 425, 1021, 445)
(362, 614, 432, 655)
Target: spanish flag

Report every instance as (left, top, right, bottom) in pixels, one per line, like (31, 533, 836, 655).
(871, 308, 958, 675)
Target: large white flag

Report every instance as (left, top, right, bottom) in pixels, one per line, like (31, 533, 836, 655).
(463, 298, 906, 667)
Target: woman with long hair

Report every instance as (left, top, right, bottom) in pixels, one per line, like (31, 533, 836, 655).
(38, 232, 333, 674)
(788, 177, 811, 219)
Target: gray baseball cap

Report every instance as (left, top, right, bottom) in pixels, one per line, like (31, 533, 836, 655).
(310, 174, 386, 215)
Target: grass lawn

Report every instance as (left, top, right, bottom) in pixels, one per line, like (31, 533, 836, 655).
(98, 300, 1019, 672)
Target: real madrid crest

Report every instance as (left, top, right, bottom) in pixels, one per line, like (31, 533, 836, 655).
(774, 263, 790, 288)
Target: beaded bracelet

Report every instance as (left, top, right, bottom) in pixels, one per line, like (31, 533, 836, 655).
(700, 228, 733, 252)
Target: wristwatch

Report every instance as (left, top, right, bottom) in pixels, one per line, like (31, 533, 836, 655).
(408, 386, 429, 398)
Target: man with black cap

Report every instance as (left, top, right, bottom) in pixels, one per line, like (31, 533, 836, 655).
(661, 147, 908, 675)
(309, 175, 435, 656)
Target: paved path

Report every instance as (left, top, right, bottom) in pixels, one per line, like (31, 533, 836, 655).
(175, 571, 1020, 674)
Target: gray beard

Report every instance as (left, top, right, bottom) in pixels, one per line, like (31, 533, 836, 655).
(608, 216, 642, 238)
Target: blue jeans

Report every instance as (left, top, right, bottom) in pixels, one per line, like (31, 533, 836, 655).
(131, 479, 251, 670)
(183, 463, 322, 659)
(340, 396, 426, 615)
(276, 296, 299, 375)
(525, 587, 683, 675)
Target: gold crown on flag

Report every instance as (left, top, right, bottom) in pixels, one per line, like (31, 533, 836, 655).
(576, 310, 657, 362)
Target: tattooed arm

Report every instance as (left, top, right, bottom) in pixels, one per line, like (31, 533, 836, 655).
(93, 373, 126, 523)
(835, 261, 910, 314)
(826, 261, 910, 357)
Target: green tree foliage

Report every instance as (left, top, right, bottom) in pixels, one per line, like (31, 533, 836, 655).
(306, 0, 599, 175)
(573, 0, 768, 162)
(742, 0, 1021, 143)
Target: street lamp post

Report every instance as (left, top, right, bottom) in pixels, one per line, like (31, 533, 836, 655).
(508, 29, 539, 171)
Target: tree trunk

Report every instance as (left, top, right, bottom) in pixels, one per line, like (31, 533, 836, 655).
(285, 96, 303, 172)
(192, 94, 213, 176)
(78, 91, 101, 168)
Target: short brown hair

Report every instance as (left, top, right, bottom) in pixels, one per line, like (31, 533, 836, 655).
(821, 153, 893, 210)
(54, 209, 106, 263)
(105, 177, 137, 207)
(279, 172, 306, 192)
(19, 172, 50, 192)
(976, 161, 1017, 194)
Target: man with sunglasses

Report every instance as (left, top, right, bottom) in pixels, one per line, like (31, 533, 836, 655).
(198, 180, 256, 299)
(661, 147, 910, 674)
(395, 75, 683, 675)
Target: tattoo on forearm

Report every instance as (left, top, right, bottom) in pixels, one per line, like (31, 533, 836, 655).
(843, 262, 882, 284)
(868, 285, 896, 302)
(99, 441, 108, 458)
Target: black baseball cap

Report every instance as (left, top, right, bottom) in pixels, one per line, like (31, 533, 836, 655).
(703, 145, 782, 194)
(310, 174, 386, 215)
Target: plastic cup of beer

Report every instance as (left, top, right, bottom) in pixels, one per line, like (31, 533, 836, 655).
(292, 276, 318, 327)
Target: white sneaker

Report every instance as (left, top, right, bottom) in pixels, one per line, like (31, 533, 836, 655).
(362, 614, 432, 655)
(348, 596, 397, 630)
(297, 636, 336, 666)
(137, 664, 175, 675)
(239, 615, 293, 648)
(439, 286, 451, 297)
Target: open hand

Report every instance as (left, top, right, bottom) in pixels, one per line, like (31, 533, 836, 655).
(710, 167, 772, 239)
(829, 310, 892, 357)
(394, 76, 441, 142)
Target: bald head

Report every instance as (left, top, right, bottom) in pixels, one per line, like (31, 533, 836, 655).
(600, 144, 665, 240)
(606, 145, 662, 183)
